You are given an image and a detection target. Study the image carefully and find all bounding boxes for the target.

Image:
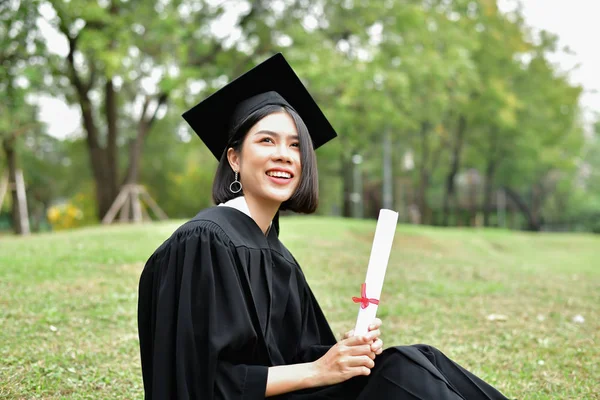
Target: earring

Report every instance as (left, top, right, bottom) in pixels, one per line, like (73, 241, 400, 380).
(229, 171, 242, 193)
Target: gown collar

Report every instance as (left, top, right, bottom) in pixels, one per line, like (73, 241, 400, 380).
(219, 195, 272, 235)
(219, 195, 252, 218)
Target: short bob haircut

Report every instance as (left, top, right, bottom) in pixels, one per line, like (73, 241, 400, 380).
(212, 104, 319, 214)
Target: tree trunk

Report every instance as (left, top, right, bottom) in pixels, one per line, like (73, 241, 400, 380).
(105, 78, 119, 202)
(483, 157, 496, 227)
(123, 94, 168, 186)
(531, 181, 552, 229)
(63, 26, 114, 220)
(104, 2, 120, 202)
(441, 114, 466, 226)
(341, 153, 353, 218)
(124, 127, 145, 185)
(79, 95, 112, 219)
(417, 121, 431, 224)
(418, 170, 430, 224)
(2, 137, 23, 234)
(502, 186, 541, 231)
(467, 170, 478, 226)
(483, 127, 501, 227)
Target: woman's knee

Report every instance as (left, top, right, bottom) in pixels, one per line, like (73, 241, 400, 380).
(412, 343, 441, 355)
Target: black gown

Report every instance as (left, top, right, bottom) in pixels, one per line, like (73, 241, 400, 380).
(138, 206, 509, 399)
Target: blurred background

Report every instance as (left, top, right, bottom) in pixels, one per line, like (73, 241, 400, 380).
(2, 0, 599, 235)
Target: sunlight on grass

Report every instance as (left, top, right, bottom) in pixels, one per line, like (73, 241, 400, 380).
(1, 217, 598, 399)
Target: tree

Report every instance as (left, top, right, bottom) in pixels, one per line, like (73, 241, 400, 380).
(41, 0, 180, 218)
(500, 40, 582, 230)
(0, 0, 46, 234)
(461, 0, 529, 227)
(373, 1, 479, 223)
(41, 0, 316, 220)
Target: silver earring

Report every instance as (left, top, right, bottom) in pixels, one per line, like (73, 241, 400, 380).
(229, 171, 242, 193)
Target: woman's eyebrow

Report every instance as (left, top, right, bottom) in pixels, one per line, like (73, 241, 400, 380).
(254, 130, 299, 140)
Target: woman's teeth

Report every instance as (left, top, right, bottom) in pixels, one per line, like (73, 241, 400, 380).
(267, 171, 291, 178)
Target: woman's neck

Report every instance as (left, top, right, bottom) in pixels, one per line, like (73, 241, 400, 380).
(243, 195, 279, 235)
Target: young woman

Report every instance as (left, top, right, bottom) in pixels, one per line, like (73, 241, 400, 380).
(137, 53, 509, 400)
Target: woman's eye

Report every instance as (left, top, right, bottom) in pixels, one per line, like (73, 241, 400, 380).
(261, 137, 273, 143)
(291, 142, 300, 148)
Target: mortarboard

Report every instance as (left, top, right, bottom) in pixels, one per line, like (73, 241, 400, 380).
(182, 53, 338, 160)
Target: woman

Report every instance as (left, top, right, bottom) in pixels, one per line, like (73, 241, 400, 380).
(137, 53, 509, 399)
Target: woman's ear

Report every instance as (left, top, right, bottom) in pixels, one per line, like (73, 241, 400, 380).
(227, 147, 240, 172)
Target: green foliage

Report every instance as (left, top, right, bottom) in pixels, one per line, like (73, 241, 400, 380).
(140, 119, 217, 218)
(1, 0, 45, 135)
(2, 0, 598, 231)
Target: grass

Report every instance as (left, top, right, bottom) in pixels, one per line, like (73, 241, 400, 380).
(0, 217, 598, 399)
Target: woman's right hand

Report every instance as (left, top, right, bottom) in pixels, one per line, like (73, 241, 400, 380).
(311, 333, 377, 386)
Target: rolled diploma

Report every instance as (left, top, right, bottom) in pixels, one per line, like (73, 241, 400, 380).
(354, 209, 399, 336)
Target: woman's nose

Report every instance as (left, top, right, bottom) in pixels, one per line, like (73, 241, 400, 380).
(273, 144, 292, 163)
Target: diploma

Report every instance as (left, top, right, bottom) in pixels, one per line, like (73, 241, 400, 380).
(353, 209, 399, 336)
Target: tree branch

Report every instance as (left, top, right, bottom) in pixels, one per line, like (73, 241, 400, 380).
(57, 19, 84, 95)
(431, 138, 447, 173)
(139, 95, 151, 126)
(136, 92, 168, 142)
(85, 62, 98, 93)
(56, 9, 97, 96)
(147, 93, 168, 128)
(8, 123, 38, 140)
(502, 185, 541, 231)
(57, 15, 101, 151)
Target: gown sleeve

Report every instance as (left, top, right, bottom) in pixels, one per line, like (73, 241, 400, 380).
(293, 271, 337, 364)
(138, 220, 268, 400)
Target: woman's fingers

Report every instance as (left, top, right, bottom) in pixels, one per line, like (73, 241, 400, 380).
(347, 343, 375, 356)
(341, 319, 381, 341)
(316, 341, 375, 386)
(341, 329, 354, 340)
(365, 329, 380, 342)
(368, 318, 382, 331)
(343, 333, 372, 347)
(365, 321, 382, 353)
(339, 337, 377, 360)
(346, 354, 375, 369)
(342, 331, 380, 358)
(371, 338, 383, 355)
(349, 366, 372, 377)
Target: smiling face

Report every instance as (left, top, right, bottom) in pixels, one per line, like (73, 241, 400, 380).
(227, 111, 302, 209)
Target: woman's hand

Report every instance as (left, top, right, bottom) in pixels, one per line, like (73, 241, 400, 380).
(342, 318, 384, 356)
(267, 327, 381, 397)
(311, 332, 379, 386)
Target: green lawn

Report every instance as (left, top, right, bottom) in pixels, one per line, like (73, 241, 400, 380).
(1, 217, 598, 399)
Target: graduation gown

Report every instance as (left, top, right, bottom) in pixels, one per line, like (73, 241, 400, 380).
(138, 205, 509, 400)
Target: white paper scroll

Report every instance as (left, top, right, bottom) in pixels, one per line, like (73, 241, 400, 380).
(353, 209, 399, 336)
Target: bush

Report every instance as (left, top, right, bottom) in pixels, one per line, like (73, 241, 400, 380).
(47, 202, 84, 231)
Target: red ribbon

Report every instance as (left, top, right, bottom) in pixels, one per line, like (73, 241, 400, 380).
(352, 283, 380, 309)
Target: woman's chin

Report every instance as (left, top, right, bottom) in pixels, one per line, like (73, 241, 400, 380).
(263, 190, 294, 205)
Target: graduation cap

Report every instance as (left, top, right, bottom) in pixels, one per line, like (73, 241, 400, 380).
(182, 53, 338, 160)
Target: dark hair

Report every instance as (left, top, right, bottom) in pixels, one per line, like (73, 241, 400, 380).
(212, 104, 319, 213)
